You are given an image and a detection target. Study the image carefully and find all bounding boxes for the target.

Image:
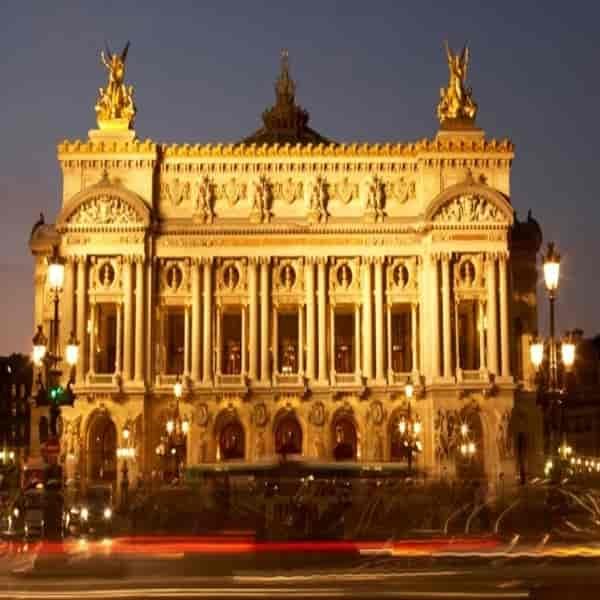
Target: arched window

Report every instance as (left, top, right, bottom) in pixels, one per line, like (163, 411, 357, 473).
(89, 415, 117, 482)
(219, 421, 245, 460)
(332, 416, 357, 461)
(275, 415, 302, 455)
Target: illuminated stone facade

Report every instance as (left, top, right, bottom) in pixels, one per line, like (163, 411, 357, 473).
(29, 50, 542, 490)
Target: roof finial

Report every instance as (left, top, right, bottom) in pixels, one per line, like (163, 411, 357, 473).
(276, 48, 295, 105)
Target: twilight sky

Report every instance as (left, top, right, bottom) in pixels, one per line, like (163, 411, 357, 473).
(0, 1, 598, 354)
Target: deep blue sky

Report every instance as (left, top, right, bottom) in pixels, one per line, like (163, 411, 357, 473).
(1, 1, 598, 354)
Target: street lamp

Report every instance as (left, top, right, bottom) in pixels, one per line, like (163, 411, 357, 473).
(396, 380, 422, 470)
(530, 241, 576, 472)
(156, 376, 189, 482)
(31, 246, 79, 442)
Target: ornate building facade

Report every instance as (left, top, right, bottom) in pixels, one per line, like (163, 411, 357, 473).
(29, 46, 542, 490)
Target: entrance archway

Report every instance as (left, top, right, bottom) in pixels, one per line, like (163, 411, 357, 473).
(274, 414, 302, 456)
(88, 413, 117, 483)
(332, 414, 357, 461)
(219, 420, 245, 460)
(455, 408, 485, 479)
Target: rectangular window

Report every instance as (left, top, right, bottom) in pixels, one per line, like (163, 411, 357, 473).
(222, 312, 242, 375)
(95, 303, 117, 374)
(391, 306, 412, 373)
(278, 312, 299, 373)
(457, 300, 480, 370)
(166, 310, 185, 375)
(334, 313, 354, 373)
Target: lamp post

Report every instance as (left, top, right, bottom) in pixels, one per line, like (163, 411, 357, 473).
(31, 246, 79, 454)
(397, 381, 422, 471)
(530, 242, 576, 475)
(117, 420, 135, 511)
(155, 376, 189, 483)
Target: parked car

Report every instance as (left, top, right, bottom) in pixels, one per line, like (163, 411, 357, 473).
(66, 484, 113, 537)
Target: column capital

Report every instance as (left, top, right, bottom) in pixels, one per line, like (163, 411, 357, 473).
(440, 252, 453, 264)
(201, 257, 213, 266)
(74, 254, 88, 266)
(316, 256, 328, 267)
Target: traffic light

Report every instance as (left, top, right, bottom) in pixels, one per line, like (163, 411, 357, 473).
(48, 384, 75, 406)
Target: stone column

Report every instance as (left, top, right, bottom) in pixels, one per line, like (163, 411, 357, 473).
(115, 302, 122, 374)
(260, 259, 270, 383)
(61, 258, 75, 365)
(248, 259, 258, 380)
(202, 259, 212, 384)
(191, 259, 201, 383)
(184, 304, 190, 378)
(411, 303, 419, 373)
(374, 258, 385, 382)
(75, 257, 87, 383)
(441, 255, 452, 378)
(305, 260, 316, 381)
(478, 300, 486, 370)
(361, 259, 373, 380)
(499, 254, 510, 377)
(134, 257, 145, 383)
(215, 306, 222, 376)
(329, 303, 335, 379)
(241, 304, 247, 376)
(123, 258, 133, 382)
(317, 258, 328, 383)
(354, 304, 361, 376)
(486, 255, 499, 375)
(88, 301, 96, 376)
(298, 304, 304, 375)
(430, 256, 441, 378)
(272, 305, 279, 374)
(386, 303, 392, 377)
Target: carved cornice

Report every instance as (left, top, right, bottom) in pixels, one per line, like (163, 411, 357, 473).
(157, 138, 513, 158)
(58, 138, 157, 155)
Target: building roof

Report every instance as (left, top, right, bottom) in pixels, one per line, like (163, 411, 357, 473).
(240, 51, 333, 145)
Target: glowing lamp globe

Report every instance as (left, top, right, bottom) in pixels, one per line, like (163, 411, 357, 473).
(530, 339, 544, 370)
(561, 339, 576, 368)
(65, 332, 79, 367)
(32, 326, 48, 366)
(542, 242, 560, 292)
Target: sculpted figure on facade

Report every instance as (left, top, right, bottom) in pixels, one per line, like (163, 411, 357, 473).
(250, 176, 271, 223)
(195, 176, 214, 223)
(95, 42, 136, 130)
(437, 42, 477, 126)
(68, 194, 142, 226)
(363, 175, 384, 222)
(305, 176, 327, 223)
(497, 409, 514, 460)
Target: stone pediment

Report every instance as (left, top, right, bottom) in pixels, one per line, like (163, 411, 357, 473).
(426, 182, 513, 226)
(68, 194, 143, 225)
(57, 181, 151, 231)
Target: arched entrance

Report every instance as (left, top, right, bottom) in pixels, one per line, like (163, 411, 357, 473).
(455, 408, 485, 479)
(274, 413, 302, 456)
(88, 413, 117, 483)
(389, 409, 421, 465)
(218, 420, 245, 460)
(332, 414, 357, 461)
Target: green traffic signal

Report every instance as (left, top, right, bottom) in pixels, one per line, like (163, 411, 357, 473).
(49, 385, 64, 403)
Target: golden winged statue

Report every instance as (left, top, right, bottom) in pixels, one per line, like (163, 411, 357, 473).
(95, 41, 136, 130)
(437, 42, 478, 127)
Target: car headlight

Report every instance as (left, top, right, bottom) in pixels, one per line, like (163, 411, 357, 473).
(70, 507, 80, 515)
(81, 507, 89, 521)
(103, 507, 112, 520)
(13, 507, 19, 518)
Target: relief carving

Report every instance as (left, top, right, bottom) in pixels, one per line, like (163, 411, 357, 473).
(161, 178, 191, 207)
(387, 176, 416, 204)
(363, 175, 385, 222)
(434, 194, 501, 223)
(219, 178, 246, 207)
(275, 178, 303, 205)
(68, 194, 142, 225)
(335, 177, 358, 205)
(249, 176, 271, 223)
